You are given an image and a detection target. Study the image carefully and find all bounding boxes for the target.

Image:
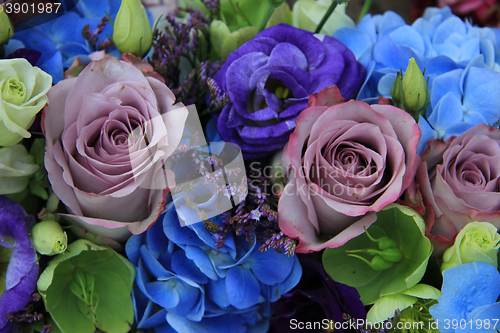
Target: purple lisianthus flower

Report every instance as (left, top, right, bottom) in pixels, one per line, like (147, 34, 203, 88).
(271, 255, 366, 333)
(0, 196, 38, 333)
(213, 23, 365, 158)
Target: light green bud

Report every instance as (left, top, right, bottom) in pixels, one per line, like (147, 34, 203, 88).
(31, 220, 68, 256)
(113, 0, 153, 58)
(441, 221, 500, 272)
(392, 57, 429, 120)
(0, 6, 14, 44)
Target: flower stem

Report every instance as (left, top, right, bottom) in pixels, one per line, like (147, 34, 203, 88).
(257, 3, 277, 32)
(358, 0, 373, 22)
(314, 1, 338, 33)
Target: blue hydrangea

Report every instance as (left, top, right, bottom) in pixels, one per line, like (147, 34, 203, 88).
(126, 203, 302, 333)
(6, 0, 122, 83)
(334, 7, 500, 154)
(430, 262, 500, 333)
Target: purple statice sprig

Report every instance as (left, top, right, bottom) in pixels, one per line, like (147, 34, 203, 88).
(82, 16, 114, 52)
(149, 6, 221, 109)
(6, 293, 52, 333)
(208, 168, 297, 256)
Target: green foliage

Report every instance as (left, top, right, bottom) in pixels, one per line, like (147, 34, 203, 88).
(322, 204, 433, 305)
(37, 240, 135, 333)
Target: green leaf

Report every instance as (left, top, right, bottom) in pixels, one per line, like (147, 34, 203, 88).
(37, 240, 135, 333)
(209, 20, 231, 59)
(266, 2, 292, 27)
(29, 138, 46, 166)
(221, 26, 258, 60)
(322, 204, 433, 305)
(29, 178, 48, 199)
(367, 293, 417, 323)
(401, 283, 441, 299)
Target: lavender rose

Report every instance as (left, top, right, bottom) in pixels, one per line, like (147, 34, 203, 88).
(213, 24, 365, 158)
(410, 124, 500, 250)
(44, 57, 188, 241)
(278, 86, 420, 253)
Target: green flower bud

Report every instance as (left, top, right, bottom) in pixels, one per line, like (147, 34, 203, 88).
(392, 58, 429, 121)
(0, 6, 14, 44)
(31, 220, 68, 256)
(113, 0, 153, 57)
(441, 221, 500, 272)
(347, 253, 394, 271)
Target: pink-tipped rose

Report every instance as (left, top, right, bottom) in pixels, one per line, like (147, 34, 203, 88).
(408, 124, 500, 252)
(278, 86, 421, 253)
(44, 57, 188, 241)
(437, 0, 497, 25)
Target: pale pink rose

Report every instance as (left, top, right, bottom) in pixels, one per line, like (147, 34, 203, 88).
(278, 87, 421, 253)
(410, 124, 500, 251)
(44, 57, 187, 241)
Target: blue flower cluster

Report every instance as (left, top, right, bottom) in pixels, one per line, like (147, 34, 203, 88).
(430, 262, 500, 333)
(334, 7, 500, 154)
(126, 203, 302, 333)
(6, 0, 121, 83)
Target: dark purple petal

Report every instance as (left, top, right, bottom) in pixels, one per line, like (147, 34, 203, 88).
(212, 24, 365, 157)
(0, 196, 38, 331)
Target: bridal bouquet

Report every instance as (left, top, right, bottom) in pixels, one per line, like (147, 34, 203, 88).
(1, 0, 500, 332)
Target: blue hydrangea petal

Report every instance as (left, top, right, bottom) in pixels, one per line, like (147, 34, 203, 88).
(247, 248, 295, 286)
(167, 313, 246, 333)
(333, 27, 373, 61)
(184, 245, 218, 280)
(171, 250, 209, 285)
(377, 73, 397, 96)
(388, 26, 426, 57)
(76, 0, 110, 19)
(428, 92, 464, 136)
(145, 280, 181, 309)
(417, 117, 438, 155)
(433, 17, 466, 45)
(462, 67, 500, 124)
(125, 233, 146, 266)
(460, 303, 500, 333)
(140, 245, 175, 280)
(163, 205, 205, 248)
(430, 262, 500, 333)
(430, 69, 462, 109)
(39, 51, 64, 83)
(207, 277, 230, 308)
(226, 266, 260, 309)
(373, 11, 406, 35)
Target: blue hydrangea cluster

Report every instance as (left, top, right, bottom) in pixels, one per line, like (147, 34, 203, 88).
(334, 7, 500, 154)
(5, 0, 122, 83)
(126, 203, 302, 333)
(430, 262, 500, 333)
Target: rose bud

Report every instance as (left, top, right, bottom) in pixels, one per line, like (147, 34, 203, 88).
(31, 220, 68, 256)
(113, 0, 153, 57)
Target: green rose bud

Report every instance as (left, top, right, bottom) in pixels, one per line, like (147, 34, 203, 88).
(391, 57, 429, 121)
(0, 59, 52, 146)
(0, 144, 39, 195)
(292, 0, 354, 35)
(441, 222, 500, 272)
(31, 220, 68, 256)
(0, 6, 14, 44)
(113, 0, 153, 57)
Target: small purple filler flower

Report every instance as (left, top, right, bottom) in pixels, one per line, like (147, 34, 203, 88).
(0, 196, 38, 333)
(213, 24, 366, 158)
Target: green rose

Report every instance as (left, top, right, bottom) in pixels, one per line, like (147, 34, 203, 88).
(0, 58, 52, 146)
(292, 0, 354, 35)
(441, 221, 500, 271)
(31, 220, 68, 256)
(0, 144, 39, 194)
